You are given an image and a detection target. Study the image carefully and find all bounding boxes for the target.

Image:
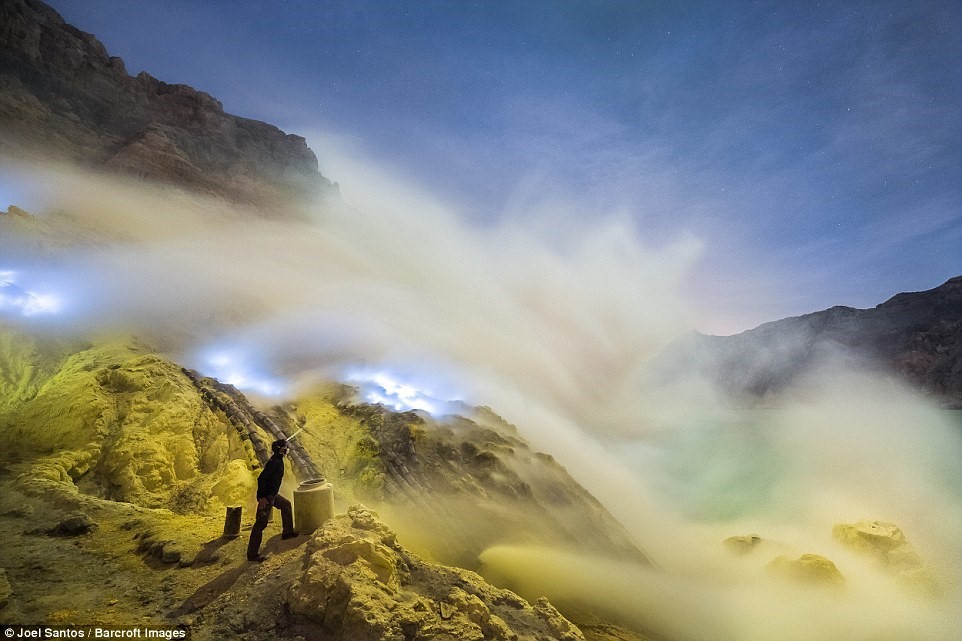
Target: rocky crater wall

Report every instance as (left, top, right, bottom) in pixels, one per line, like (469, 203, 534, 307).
(0, 0, 336, 208)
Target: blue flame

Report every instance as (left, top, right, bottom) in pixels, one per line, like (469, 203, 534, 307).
(345, 366, 462, 415)
(0, 270, 63, 317)
(200, 347, 287, 397)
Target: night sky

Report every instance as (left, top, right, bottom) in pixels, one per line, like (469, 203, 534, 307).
(45, 0, 961, 334)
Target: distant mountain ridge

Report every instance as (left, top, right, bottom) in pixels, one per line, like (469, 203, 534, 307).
(656, 277, 962, 407)
(0, 0, 336, 208)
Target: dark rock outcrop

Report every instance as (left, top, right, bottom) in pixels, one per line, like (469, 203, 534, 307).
(0, 0, 336, 208)
(332, 402, 652, 569)
(654, 277, 962, 407)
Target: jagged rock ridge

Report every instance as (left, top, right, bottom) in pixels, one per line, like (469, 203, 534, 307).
(0, 0, 336, 207)
(654, 276, 962, 407)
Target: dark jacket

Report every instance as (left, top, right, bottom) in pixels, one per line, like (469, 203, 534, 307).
(256, 454, 285, 499)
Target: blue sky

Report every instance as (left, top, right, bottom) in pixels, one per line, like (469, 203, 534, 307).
(46, 0, 961, 333)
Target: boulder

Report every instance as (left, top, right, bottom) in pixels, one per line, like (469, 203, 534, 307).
(833, 520, 938, 595)
(832, 520, 907, 557)
(287, 504, 586, 641)
(723, 534, 762, 555)
(768, 554, 845, 586)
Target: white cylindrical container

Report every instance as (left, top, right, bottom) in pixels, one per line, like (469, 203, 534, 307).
(293, 478, 335, 534)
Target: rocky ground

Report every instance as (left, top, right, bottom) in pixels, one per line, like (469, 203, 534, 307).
(0, 467, 655, 641)
(0, 467, 229, 628)
(0, 321, 655, 640)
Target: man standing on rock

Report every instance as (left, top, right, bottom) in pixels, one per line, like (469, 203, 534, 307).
(247, 439, 299, 562)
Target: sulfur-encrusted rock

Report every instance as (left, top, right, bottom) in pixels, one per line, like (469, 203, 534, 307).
(768, 554, 845, 586)
(534, 596, 586, 641)
(288, 504, 586, 641)
(833, 520, 939, 594)
(209, 459, 256, 507)
(723, 534, 762, 555)
(2, 332, 256, 515)
(832, 520, 907, 556)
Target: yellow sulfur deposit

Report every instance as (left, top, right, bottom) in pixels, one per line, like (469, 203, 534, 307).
(0, 326, 255, 514)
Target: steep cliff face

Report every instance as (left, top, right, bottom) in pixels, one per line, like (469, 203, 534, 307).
(0, 0, 335, 208)
(655, 277, 962, 407)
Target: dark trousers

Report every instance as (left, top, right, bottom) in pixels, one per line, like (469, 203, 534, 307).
(246, 494, 294, 559)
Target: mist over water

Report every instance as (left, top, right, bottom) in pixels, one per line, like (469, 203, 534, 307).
(2, 159, 959, 640)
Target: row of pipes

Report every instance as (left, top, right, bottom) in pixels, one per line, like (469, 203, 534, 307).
(181, 368, 321, 481)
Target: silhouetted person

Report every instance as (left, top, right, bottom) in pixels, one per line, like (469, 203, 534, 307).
(247, 439, 299, 561)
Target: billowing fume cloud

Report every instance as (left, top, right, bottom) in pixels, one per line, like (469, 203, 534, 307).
(2, 156, 959, 641)
(1, 157, 700, 421)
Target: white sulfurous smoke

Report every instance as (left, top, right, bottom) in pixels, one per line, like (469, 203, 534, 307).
(1, 156, 959, 641)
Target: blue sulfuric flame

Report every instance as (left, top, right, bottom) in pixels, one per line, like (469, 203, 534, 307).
(0, 270, 63, 317)
(344, 366, 462, 415)
(200, 347, 287, 397)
